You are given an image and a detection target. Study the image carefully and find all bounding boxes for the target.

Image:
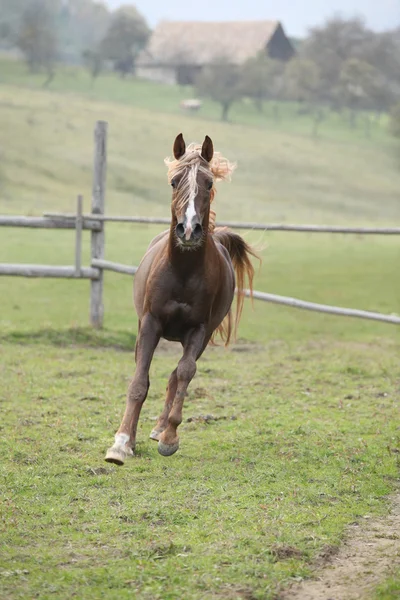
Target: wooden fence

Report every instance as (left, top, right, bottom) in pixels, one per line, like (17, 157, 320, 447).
(1, 120, 399, 328)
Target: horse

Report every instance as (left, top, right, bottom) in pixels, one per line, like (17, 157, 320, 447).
(105, 133, 257, 465)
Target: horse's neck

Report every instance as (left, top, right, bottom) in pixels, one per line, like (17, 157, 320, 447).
(168, 225, 212, 275)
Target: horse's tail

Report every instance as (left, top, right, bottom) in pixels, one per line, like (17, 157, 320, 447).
(212, 227, 259, 345)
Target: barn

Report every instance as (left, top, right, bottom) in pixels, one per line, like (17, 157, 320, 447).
(136, 20, 295, 85)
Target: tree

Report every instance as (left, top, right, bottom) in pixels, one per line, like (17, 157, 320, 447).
(301, 17, 371, 103)
(301, 17, 400, 112)
(284, 58, 320, 106)
(239, 54, 283, 113)
(196, 58, 242, 121)
(82, 48, 103, 82)
(57, 0, 110, 64)
(0, 21, 12, 44)
(17, 0, 58, 76)
(101, 5, 150, 77)
(284, 58, 324, 136)
(337, 58, 381, 128)
(389, 103, 400, 138)
(0, 0, 27, 45)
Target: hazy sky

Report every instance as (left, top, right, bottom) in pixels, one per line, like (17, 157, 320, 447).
(105, 0, 399, 37)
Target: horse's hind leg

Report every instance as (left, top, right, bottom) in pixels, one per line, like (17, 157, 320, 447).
(149, 368, 177, 441)
(158, 327, 207, 457)
(105, 313, 161, 466)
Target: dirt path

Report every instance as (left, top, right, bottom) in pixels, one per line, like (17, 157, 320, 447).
(282, 494, 400, 600)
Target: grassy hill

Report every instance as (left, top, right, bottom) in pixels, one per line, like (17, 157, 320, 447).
(0, 59, 399, 224)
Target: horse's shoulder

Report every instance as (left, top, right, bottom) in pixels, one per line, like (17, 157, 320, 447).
(146, 229, 170, 252)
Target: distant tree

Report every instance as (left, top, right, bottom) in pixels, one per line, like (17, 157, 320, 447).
(196, 58, 242, 121)
(301, 17, 400, 112)
(57, 0, 110, 64)
(0, 0, 27, 45)
(82, 48, 104, 82)
(284, 58, 324, 136)
(357, 29, 400, 89)
(284, 58, 320, 106)
(301, 17, 371, 102)
(337, 58, 381, 128)
(17, 0, 58, 78)
(239, 54, 283, 113)
(388, 103, 400, 138)
(0, 21, 12, 44)
(101, 5, 150, 77)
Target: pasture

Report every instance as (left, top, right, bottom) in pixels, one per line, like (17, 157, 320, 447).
(0, 66, 399, 599)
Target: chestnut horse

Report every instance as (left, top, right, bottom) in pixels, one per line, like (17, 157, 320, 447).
(105, 134, 257, 464)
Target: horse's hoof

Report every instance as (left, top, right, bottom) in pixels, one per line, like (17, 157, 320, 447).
(104, 445, 133, 466)
(158, 440, 179, 456)
(149, 428, 163, 441)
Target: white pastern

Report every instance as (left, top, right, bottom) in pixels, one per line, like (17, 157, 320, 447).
(113, 433, 131, 452)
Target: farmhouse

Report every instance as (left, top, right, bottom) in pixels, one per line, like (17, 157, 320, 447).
(136, 20, 295, 85)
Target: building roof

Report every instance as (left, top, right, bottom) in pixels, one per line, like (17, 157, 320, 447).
(137, 20, 285, 67)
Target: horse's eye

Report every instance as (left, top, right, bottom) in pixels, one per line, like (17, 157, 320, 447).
(171, 179, 177, 188)
(207, 180, 213, 190)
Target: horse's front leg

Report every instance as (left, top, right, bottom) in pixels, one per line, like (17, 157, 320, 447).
(158, 326, 207, 457)
(105, 313, 161, 465)
(149, 368, 177, 441)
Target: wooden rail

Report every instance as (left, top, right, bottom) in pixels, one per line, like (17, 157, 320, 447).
(0, 264, 99, 278)
(91, 259, 137, 276)
(89, 259, 400, 326)
(75, 195, 83, 276)
(42, 213, 400, 235)
(0, 215, 101, 230)
(245, 290, 400, 325)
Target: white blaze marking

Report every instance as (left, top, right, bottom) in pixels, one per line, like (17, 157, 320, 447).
(184, 164, 198, 240)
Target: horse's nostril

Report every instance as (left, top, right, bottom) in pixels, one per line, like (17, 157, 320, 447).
(193, 224, 203, 238)
(176, 223, 185, 238)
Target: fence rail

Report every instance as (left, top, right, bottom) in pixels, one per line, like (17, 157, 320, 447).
(88, 258, 399, 326)
(0, 215, 101, 230)
(1, 120, 399, 328)
(91, 259, 138, 276)
(42, 212, 400, 235)
(0, 264, 99, 279)
(245, 290, 400, 325)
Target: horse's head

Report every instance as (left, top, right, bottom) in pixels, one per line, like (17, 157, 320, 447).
(168, 133, 215, 249)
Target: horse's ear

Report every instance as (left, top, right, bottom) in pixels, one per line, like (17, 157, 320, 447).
(201, 135, 214, 163)
(173, 133, 186, 160)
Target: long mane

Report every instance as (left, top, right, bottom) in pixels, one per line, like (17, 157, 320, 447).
(164, 143, 235, 232)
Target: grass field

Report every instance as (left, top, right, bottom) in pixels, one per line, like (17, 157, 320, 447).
(0, 56, 397, 145)
(0, 60, 399, 599)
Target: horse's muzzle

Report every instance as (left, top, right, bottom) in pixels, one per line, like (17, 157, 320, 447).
(176, 222, 203, 246)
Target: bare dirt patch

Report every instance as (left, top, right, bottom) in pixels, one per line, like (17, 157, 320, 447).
(281, 493, 400, 600)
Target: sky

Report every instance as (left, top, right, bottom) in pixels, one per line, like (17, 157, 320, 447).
(105, 0, 399, 37)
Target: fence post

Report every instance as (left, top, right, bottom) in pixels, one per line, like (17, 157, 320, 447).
(75, 194, 83, 277)
(90, 121, 107, 328)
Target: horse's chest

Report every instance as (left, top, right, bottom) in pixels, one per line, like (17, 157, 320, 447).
(159, 288, 210, 340)
(164, 299, 193, 321)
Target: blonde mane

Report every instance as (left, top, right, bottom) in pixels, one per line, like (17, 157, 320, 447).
(164, 143, 236, 233)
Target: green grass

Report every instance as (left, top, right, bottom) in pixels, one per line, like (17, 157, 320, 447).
(0, 56, 395, 144)
(0, 80, 399, 225)
(373, 572, 400, 600)
(1, 225, 399, 599)
(1, 334, 399, 599)
(0, 61, 400, 598)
